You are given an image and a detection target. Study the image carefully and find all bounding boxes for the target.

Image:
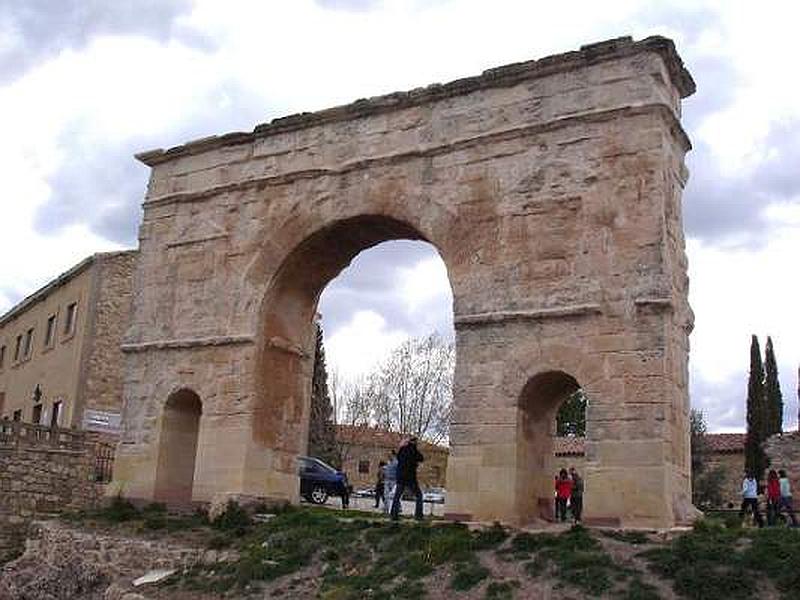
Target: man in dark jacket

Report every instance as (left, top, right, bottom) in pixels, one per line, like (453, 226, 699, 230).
(390, 436, 425, 520)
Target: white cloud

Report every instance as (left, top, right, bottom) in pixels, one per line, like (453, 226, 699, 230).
(324, 310, 407, 380)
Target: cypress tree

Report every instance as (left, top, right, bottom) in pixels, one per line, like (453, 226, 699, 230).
(764, 336, 783, 436)
(307, 323, 339, 467)
(745, 335, 767, 479)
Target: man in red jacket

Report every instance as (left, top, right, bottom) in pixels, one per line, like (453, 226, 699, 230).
(555, 468, 573, 522)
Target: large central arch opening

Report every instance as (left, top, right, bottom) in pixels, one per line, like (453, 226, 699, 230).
(254, 215, 454, 502)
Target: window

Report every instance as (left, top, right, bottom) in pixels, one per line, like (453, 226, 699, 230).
(64, 302, 77, 336)
(44, 314, 57, 348)
(32, 403, 43, 425)
(0, 345, 5, 369)
(0, 392, 5, 415)
(358, 460, 370, 474)
(50, 400, 63, 428)
(14, 335, 22, 361)
(22, 328, 33, 359)
(12, 409, 22, 421)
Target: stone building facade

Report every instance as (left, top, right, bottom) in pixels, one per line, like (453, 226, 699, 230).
(0, 251, 137, 432)
(112, 36, 696, 528)
(335, 425, 448, 490)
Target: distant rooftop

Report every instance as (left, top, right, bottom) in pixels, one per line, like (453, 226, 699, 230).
(335, 426, 746, 457)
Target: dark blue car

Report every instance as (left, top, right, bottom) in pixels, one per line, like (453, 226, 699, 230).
(298, 456, 349, 505)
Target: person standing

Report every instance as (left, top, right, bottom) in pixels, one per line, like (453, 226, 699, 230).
(390, 436, 425, 521)
(778, 469, 799, 527)
(383, 452, 399, 515)
(766, 469, 781, 526)
(554, 469, 573, 523)
(375, 461, 386, 509)
(569, 467, 584, 524)
(740, 472, 764, 527)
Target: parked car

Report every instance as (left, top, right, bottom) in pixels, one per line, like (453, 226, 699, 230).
(353, 488, 376, 498)
(298, 456, 349, 505)
(423, 487, 446, 504)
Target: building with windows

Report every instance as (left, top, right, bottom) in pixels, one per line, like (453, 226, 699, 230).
(0, 251, 137, 433)
(334, 424, 449, 490)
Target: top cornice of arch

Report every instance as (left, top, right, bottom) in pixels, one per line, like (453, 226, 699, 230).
(136, 36, 694, 168)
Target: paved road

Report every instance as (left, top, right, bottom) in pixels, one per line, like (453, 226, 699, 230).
(302, 495, 445, 517)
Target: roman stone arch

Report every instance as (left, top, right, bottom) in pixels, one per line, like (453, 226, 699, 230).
(114, 36, 695, 527)
(153, 388, 202, 504)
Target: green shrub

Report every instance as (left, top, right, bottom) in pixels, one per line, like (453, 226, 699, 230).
(212, 500, 252, 533)
(485, 580, 519, 599)
(102, 495, 139, 522)
(450, 560, 490, 591)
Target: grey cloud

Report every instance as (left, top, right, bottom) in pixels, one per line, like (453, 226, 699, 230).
(34, 81, 276, 245)
(0, 0, 207, 83)
(683, 119, 800, 246)
(691, 362, 799, 433)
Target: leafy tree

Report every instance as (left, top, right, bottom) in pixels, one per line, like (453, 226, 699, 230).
(307, 323, 339, 467)
(745, 335, 768, 480)
(556, 389, 587, 436)
(764, 336, 783, 436)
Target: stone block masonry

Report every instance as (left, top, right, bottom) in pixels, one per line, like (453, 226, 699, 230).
(765, 432, 800, 498)
(0, 421, 107, 559)
(115, 35, 696, 528)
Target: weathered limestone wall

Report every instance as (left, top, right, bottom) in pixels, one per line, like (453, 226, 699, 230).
(78, 251, 138, 421)
(115, 36, 695, 527)
(765, 432, 800, 498)
(0, 422, 104, 559)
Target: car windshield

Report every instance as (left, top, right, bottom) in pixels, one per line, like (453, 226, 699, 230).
(301, 457, 337, 474)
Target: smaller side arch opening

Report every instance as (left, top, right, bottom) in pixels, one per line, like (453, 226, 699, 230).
(517, 371, 583, 524)
(154, 388, 202, 504)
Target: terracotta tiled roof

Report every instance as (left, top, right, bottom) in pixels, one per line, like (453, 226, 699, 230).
(554, 436, 585, 456)
(703, 433, 746, 453)
(334, 426, 745, 456)
(334, 424, 447, 453)
(554, 433, 745, 456)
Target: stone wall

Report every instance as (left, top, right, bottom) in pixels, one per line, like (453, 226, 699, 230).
(77, 250, 138, 424)
(0, 422, 106, 560)
(765, 431, 800, 496)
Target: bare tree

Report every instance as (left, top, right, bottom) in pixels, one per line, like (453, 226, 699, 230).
(328, 333, 454, 457)
(369, 334, 454, 444)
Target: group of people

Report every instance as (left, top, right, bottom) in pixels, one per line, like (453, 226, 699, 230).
(554, 467, 584, 524)
(740, 469, 798, 527)
(374, 436, 426, 520)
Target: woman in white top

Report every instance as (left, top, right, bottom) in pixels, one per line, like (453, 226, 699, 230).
(778, 469, 798, 527)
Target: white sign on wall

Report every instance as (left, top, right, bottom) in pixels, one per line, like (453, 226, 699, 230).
(82, 409, 122, 433)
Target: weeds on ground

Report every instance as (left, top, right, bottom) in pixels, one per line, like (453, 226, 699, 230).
(512, 526, 637, 596)
(638, 518, 772, 600)
(600, 530, 651, 545)
(169, 508, 507, 597)
(485, 579, 519, 599)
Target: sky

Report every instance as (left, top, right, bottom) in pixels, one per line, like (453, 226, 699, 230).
(0, 0, 798, 432)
